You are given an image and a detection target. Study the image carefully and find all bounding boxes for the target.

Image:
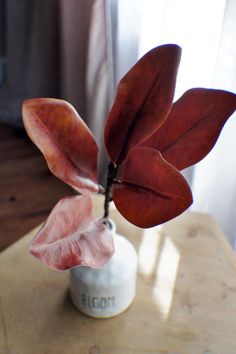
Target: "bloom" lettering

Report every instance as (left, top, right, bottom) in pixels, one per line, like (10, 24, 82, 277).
(81, 294, 115, 309)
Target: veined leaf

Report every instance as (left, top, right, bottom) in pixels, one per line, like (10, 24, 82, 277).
(29, 195, 114, 270)
(113, 147, 192, 228)
(22, 98, 99, 194)
(104, 44, 181, 164)
(143, 88, 236, 170)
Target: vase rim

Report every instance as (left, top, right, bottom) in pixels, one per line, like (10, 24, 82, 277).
(102, 217, 116, 233)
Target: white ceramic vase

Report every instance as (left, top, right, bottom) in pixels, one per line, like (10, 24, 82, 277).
(69, 220, 138, 318)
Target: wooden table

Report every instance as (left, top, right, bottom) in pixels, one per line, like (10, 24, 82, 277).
(1, 197, 236, 354)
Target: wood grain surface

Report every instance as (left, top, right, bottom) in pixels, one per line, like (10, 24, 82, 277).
(1, 196, 236, 353)
(0, 123, 72, 251)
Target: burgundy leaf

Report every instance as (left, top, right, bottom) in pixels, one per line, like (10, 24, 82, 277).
(113, 147, 193, 228)
(29, 195, 114, 270)
(143, 88, 236, 170)
(22, 98, 99, 194)
(104, 44, 181, 164)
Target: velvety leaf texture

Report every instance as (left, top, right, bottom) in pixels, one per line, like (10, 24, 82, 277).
(143, 88, 236, 170)
(22, 98, 99, 194)
(29, 195, 114, 270)
(113, 147, 193, 228)
(104, 44, 181, 164)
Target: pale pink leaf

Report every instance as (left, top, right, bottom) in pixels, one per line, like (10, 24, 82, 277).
(29, 195, 114, 270)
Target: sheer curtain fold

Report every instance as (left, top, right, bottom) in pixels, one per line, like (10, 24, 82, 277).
(191, 0, 236, 246)
(86, 0, 113, 180)
(59, 0, 94, 121)
(59, 0, 114, 182)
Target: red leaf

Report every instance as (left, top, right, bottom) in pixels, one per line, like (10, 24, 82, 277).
(143, 88, 236, 170)
(104, 44, 181, 164)
(22, 98, 99, 194)
(29, 195, 114, 270)
(113, 147, 192, 228)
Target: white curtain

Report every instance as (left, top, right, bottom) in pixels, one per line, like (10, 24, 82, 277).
(113, 0, 236, 246)
(191, 0, 236, 248)
(61, 0, 236, 245)
(114, 0, 236, 245)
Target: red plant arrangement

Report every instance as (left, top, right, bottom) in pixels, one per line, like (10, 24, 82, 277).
(22, 44, 236, 271)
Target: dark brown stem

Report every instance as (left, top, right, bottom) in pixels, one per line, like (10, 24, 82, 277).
(103, 161, 117, 218)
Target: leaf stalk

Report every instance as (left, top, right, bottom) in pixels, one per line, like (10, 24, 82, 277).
(103, 161, 117, 218)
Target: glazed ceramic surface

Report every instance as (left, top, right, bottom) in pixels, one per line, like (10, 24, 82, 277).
(70, 229, 138, 318)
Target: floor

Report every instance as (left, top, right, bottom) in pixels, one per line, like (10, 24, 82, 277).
(0, 123, 72, 251)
